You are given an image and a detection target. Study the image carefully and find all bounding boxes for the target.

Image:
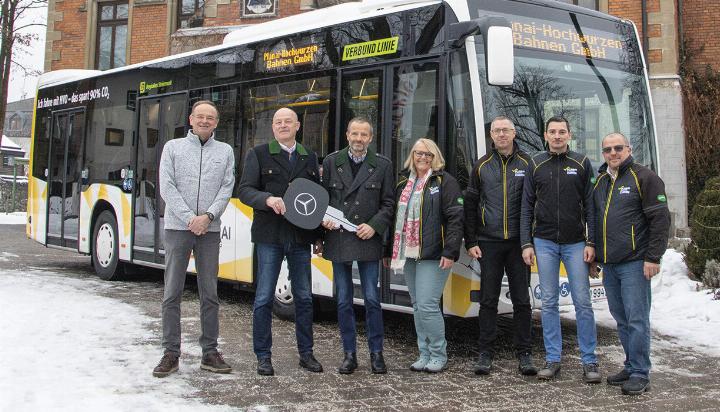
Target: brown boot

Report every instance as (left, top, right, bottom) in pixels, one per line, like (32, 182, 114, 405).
(153, 352, 179, 378)
(201, 351, 232, 374)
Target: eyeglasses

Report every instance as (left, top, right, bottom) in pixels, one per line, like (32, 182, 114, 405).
(601, 144, 628, 154)
(491, 128, 515, 135)
(193, 114, 217, 122)
(413, 150, 435, 159)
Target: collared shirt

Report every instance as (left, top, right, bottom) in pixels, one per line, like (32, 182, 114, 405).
(607, 167, 618, 181)
(279, 141, 296, 154)
(348, 149, 367, 164)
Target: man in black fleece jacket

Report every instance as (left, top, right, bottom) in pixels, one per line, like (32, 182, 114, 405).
(520, 116, 600, 383)
(592, 132, 670, 395)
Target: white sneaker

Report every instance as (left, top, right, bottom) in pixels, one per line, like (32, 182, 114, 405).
(410, 356, 430, 372)
(424, 359, 448, 373)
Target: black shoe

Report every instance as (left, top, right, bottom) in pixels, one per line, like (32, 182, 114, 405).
(474, 352, 493, 375)
(153, 352, 179, 378)
(200, 351, 232, 374)
(299, 353, 323, 373)
(607, 369, 631, 386)
(370, 352, 387, 374)
(621, 376, 650, 395)
(338, 352, 357, 374)
(583, 363, 602, 384)
(517, 352, 537, 376)
(537, 362, 561, 380)
(257, 357, 274, 376)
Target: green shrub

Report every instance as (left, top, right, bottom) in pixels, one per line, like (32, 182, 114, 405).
(685, 176, 720, 279)
(702, 259, 720, 289)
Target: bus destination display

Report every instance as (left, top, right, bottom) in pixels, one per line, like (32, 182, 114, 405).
(263, 44, 320, 70)
(511, 17, 626, 61)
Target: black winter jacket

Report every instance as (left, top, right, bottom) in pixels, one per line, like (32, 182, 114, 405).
(464, 143, 530, 246)
(520, 149, 596, 248)
(592, 156, 671, 264)
(387, 170, 464, 261)
(237, 140, 321, 245)
(321, 147, 395, 262)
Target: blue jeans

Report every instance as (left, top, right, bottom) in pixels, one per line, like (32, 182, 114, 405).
(333, 261, 383, 353)
(603, 260, 651, 379)
(535, 238, 597, 364)
(404, 259, 451, 363)
(253, 242, 314, 359)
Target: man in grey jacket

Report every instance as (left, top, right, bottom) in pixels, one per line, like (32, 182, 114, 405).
(321, 117, 395, 374)
(153, 100, 235, 378)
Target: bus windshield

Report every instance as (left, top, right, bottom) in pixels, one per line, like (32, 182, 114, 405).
(471, 0, 657, 171)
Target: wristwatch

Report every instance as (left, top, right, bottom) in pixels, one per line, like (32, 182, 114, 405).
(205, 212, 214, 222)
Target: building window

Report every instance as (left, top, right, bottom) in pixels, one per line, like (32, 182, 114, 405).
(96, 1, 128, 70)
(178, 0, 205, 29)
(8, 114, 21, 131)
(557, 0, 598, 10)
(105, 128, 125, 146)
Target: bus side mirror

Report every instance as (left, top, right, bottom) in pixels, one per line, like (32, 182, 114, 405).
(484, 25, 514, 86)
(449, 17, 515, 86)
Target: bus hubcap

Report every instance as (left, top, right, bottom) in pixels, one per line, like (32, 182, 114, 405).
(96, 223, 114, 268)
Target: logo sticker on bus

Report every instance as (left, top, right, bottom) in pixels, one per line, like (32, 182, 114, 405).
(139, 80, 173, 94)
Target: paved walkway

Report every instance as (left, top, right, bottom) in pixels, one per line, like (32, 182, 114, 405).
(2, 224, 718, 411)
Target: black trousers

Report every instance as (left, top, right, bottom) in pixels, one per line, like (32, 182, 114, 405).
(477, 239, 533, 356)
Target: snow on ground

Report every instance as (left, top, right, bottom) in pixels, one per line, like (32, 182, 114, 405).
(0, 252, 20, 262)
(0, 212, 27, 225)
(561, 249, 720, 357)
(0, 269, 235, 412)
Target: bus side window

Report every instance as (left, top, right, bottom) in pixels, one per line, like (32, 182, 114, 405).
(240, 75, 333, 165)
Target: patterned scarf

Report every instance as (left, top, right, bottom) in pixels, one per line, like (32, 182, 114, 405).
(390, 170, 430, 270)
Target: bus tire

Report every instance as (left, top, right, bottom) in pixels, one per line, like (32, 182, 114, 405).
(92, 210, 124, 280)
(272, 262, 295, 321)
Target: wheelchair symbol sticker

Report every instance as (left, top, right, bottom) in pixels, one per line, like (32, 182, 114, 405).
(560, 282, 570, 297)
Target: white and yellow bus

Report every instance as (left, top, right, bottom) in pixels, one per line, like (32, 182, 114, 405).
(27, 0, 658, 318)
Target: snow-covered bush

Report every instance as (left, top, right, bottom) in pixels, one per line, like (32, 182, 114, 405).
(702, 259, 720, 289)
(685, 177, 720, 280)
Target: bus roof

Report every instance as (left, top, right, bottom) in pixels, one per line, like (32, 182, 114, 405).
(37, 0, 629, 90)
(37, 0, 440, 90)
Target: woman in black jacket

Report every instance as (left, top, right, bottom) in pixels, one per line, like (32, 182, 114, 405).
(386, 138, 464, 373)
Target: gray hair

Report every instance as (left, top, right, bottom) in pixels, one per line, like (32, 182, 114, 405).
(347, 117, 374, 136)
(491, 115, 515, 129)
(602, 132, 631, 147)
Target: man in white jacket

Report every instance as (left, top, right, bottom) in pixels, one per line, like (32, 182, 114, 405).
(153, 100, 235, 377)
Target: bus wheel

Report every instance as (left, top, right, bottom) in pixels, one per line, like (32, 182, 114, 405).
(272, 260, 295, 321)
(92, 210, 124, 280)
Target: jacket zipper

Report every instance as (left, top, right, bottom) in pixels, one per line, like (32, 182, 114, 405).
(418, 177, 427, 260)
(502, 156, 509, 239)
(602, 179, 616, 263)
(196, 144, 203, 215)
(556, 156, 560, 243)
(481, 205, 486, 226)
(631, 224, 635, 250)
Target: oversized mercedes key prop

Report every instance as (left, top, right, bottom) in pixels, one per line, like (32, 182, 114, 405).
(282, 178, 358, 232)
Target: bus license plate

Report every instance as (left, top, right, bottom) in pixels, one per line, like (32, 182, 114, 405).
(590, 286, 606, 301)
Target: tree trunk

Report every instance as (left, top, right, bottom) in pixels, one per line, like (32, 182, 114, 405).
(0, 0, 19, 137)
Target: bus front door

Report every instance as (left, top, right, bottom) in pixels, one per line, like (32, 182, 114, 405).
(133, 94, 187, 264)
(336, 67, 386, 308)
(336, 60, 441, 311)
(385, 60, 441, 310)
(47, 109, 85, 249)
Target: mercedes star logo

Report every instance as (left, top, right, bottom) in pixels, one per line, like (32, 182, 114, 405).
(294, 193, 317, 216)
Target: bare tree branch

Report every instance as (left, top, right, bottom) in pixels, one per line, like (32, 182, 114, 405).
(1, 0, 48, 133)
(13, 23, 46, 32)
